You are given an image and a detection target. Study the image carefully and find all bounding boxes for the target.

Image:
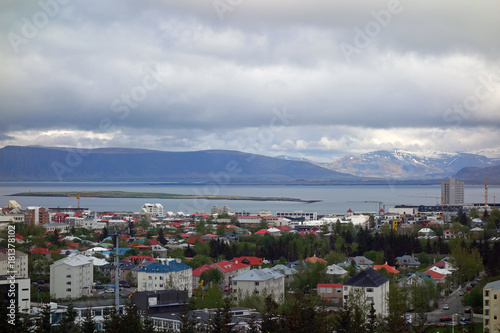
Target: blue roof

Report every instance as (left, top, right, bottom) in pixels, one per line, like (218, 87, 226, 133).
(138, 261, 191, 273)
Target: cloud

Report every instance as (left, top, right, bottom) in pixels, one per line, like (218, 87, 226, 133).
(1, 0, 500, 161)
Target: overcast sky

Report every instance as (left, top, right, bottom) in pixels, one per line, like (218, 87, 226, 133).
(1, 0, 499, 162)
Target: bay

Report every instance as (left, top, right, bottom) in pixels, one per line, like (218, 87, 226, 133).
(0, 182, 492, 216)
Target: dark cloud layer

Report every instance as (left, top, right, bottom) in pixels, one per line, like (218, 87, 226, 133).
(1, 0, 499, 161)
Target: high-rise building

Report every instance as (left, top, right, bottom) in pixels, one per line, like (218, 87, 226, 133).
(441, 177, 464, 205)
(24, 206, 49, 225)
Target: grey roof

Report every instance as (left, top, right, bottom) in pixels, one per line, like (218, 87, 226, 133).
(344, 268, 389, 288)
(326, 264, 348, 275)
(396, 255, 420, 266)
(484, 280, 500, 293)
(270, 264, 297, 276)
(232, 268, 284, 282)
(350, 256, 374, 265)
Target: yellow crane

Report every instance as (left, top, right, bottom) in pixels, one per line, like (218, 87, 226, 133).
(67, 194, 92, 208)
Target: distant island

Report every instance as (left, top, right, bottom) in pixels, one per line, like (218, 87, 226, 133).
(11, 191, 321, 203)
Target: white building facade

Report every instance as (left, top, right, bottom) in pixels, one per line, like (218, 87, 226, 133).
(50, 255, 93, 300)
(137, 261, 192, 297)
(231, 268, 285, 303)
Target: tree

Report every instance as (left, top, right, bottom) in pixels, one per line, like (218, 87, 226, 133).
(178, 307, 197, 333)
(384, 282, 409, 333)
(101, 307, 121, 333)
(451, 244, 483, 281)
(199, 268, 223, 286)
(80, 308, 95, 333)
(57, 302, 79, 333)
(120, 300, 142, 333)
(36, 303, 53, 333)
(142, 315, 155, 333)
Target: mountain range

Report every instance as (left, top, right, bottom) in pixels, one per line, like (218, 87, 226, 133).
(1, 146, 500, 183)
(318, 149, 500, 180)
(0, 146, 358, 182)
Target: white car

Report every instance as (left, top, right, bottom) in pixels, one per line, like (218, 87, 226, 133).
(443, 304, 449, 310)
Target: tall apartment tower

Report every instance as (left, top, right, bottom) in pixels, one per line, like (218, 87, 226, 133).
(441, 177, 464, 205)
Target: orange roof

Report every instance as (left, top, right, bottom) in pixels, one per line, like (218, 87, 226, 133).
(374, 263, 400, 274)
(192, 264, 216, 276)
(233, 256, 262, 266)
(424, 270, 446, 280)
(305, 255, 327, 264)
(212, 260, 249, 272)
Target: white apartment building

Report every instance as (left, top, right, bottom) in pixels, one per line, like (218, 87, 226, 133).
(343, 268, 390, 317)
(50, 255, 93, 300)
(0, 250, 29, 278)
(137, 261, 192, 297)
(0, 276, 30, 312)
(231, 268, 285, 303)
(140, 203, 164, 217)
(0, 214, 24, 230)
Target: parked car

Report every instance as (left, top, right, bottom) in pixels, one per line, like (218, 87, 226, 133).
(443, 304, 449, 310)
(464, 307, 471, 313)
(440, 316, 452, 322)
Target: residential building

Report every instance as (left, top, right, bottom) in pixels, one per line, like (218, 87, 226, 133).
(317, 283, 343, 303)
(50, 255, 93, 299)
(441, 177, 464, 205)
(192, 264, 215, 290)
(396, 255, 421, 268)
(0, 275, 30, 312)
(232, 268, 285, 302)
(0, 250, 29, 278)
(140, 203, 164, 217)
(212, 260, 251, 288)
(47, 299, 126, 331)
(374, 263, 400, 274)
(343, 268, 390, 317)
(137, 261, 193, 297)
(325, 264, 348, 277)
(276, 210, 317, 221)
(43, 223, 70, 233)
(0, 213, 24, 230)
(483, 280, 500, 332)
(24, 206, 49, 225)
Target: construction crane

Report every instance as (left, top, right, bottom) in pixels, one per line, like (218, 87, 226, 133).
(462, 178, 500, 206)
(67, 194, 92, 209)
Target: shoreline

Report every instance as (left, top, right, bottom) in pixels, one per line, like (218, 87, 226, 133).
(10, 191, 321, 204)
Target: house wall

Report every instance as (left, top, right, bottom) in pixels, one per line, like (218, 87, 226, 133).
(343, 282, 389, 317)
(483, 285, 500, 332)
(137, 269, 192, 297)
(233, 275, 284, 303)
(50, 260, 93, 299)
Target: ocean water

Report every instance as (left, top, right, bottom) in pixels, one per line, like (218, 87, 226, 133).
(0, 182, 492, 215)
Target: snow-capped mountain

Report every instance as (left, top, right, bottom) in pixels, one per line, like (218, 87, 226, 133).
(321, 149, 499, 179)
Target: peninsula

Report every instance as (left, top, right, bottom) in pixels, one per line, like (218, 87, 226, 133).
(11, 191, 321, 203)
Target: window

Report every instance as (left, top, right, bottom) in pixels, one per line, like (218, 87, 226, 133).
(233, 281, 237, 286)
(326, 288, 332, 293)
(255, 282, 259, 286)
(66, 282, 71, 285)
(495, 294, 498, 300)
(486, 300, 489, 306)
(367, 297, 374, 302)
(494, 315, 497, 320)
(485, 290, 490, 297)
(66, 275, 71, 278)
(66, 288, 71, 292)
(366, 288, 374, 292)
(320, 287, 326, 293)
